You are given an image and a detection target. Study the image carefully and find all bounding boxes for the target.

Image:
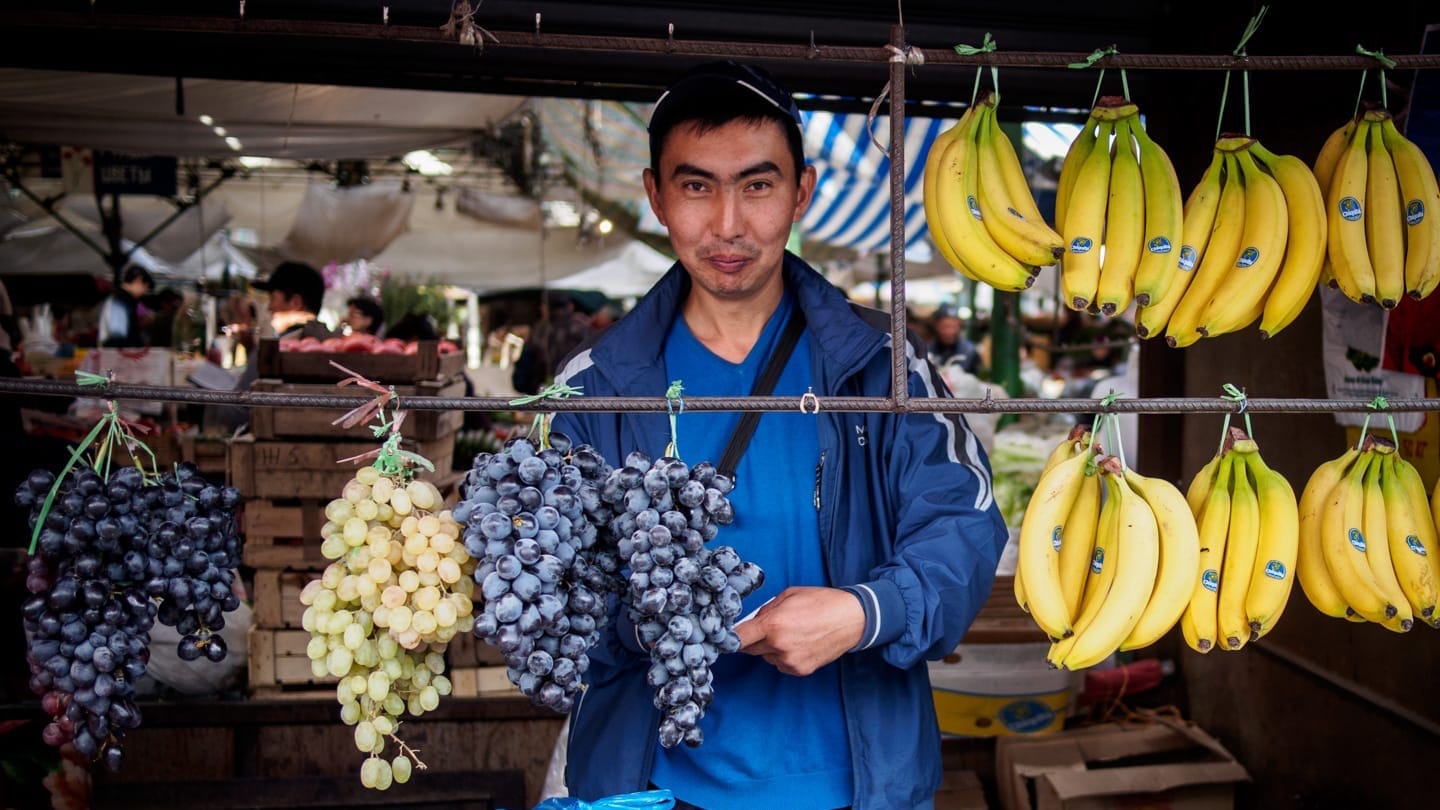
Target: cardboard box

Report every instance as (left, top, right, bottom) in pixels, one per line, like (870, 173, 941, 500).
(930, 643, 1079, 737)
(995, 720, 1250, 810)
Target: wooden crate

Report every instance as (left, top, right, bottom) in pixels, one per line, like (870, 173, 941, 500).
(229, 434, 455, 501)
(250, 377, 465, 442)
(450, 666, 520, 698)
(446, 631, 506, 669)
(247, 627, 337, 697)
(960, 576, 1050, 645)
(251, 568, 320, 628)
(241, 498, 324, 568)
(255, 339, 465, 384)
(93, 770, 526, 810)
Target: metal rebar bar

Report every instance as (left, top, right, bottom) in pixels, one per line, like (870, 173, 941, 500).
(888, 24, 910, 410)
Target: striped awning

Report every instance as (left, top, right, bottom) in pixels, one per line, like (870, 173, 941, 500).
(531, 98, 958, 255)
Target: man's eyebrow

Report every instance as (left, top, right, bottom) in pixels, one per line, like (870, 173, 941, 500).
(671, 163, 717, 181)
(736, 161, 782, 179)
(669, 161, 783, 181)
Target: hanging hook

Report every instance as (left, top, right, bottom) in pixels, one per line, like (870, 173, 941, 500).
(800, 388, 821, 415)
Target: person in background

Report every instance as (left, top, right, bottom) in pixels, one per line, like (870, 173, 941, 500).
(145, 288, 184, 349)
(345, 296, 385, 336)
(97, 265, 154, 347)
(512, 290, 593, 394)
(550, 60, 1005, 809)
(589, 302, 624, 333)
(252, 261, 332, 340)
(384, 313, 439, 342)
(927, 305, 981, 376)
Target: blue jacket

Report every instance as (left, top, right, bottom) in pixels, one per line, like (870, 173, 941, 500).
(551, 253, 1007, 809)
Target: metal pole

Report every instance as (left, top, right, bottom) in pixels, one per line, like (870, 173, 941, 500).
(888, 23, 908, 410)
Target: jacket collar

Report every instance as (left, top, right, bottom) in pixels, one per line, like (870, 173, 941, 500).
(588, 251, 885, 395)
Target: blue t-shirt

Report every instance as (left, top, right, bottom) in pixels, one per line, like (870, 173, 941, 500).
(651, 292, 853, 810)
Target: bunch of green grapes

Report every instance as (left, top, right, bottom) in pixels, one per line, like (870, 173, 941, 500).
(299, 466, 476, 789)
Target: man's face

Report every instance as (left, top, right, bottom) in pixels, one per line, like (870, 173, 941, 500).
(345, 306, 373, 333)
(269, 290, 302, 314)
(934, 317, 961, 344)
(644, 119, 815, 305)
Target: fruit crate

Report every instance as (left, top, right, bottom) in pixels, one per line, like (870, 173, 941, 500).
(240, 498, 324, 569)
(247, 627, 337, 698)
(249, 376, 465, 442)
(450, 666, 520, 699)
(229, 434, 456, 501)
(255, 339, 465, 384)
(961, 575, 1049, 645)
(445, 630, 505, 669)
(251, 567, 320, 629)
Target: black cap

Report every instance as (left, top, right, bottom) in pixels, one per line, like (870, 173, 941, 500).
(649, 61, 803, 134)
(254, 261, 325, 314)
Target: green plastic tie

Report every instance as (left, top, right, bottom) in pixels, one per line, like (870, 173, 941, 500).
(1099, 391, 1127, 471)
(509, 381, 583, 449)
(1360, 395, 1399, 450)
(1219, 384, 1253, 451)
(664, 380, 685, 459)
(1215, 5, 1268, 141)
(1355, 44, 1394, 109)
(956, 33, 999, 107)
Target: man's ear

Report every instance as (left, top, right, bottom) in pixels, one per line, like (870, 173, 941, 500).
(793, 164, 818, 222)
(642, 167, 668, 228)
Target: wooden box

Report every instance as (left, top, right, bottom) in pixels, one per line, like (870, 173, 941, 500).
(229, 434, 455, 501)
(252, 568, 318, 628)
(255, 339, 465, 384)
(247, 627, 337, 697)
(93, 771, 526, 810)
(962, 576, 1050, 645)
(249, 376, 465, 442)
(451, 667, 520, 698)
(446, 631, 506, 669)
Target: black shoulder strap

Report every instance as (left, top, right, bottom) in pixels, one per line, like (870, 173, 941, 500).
(717, 307, 807, 479)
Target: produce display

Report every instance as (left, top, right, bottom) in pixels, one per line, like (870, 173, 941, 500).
(1136, 135, 1327, 346)
(16, 421, 244, 770)
(1054, 98, 1184, 317)
(1298, 436, 1440, 630)
(299, 465, 471, 790)
(278, 334, 462, 355)
(1314, 106, 1440, 306)
(924, 90, 1061, 292)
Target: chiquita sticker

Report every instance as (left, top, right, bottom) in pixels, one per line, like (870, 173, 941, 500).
(1235, 247, 1260, 268)
(1348, 527, 1367, 552)
(967, 196, 983, 221)
(1147, 236, 1173, 254)
(1070, 237, 1094, 254)
(1178, 245, 1198, 271)
(1051, 526, 1063, 552)
(1263, 560, 1287, 580)
(1090, 547, 1105, 574)
(1406, 535, 1427, 556)
(1201, 569, 1219, 592)
(1339, 196, 1362, 222)
(1407, 199, 1426, 226)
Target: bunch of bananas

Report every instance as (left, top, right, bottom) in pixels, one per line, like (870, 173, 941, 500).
(1015, 427, 1200, 670)
(1297, 437, 1440, 630)
(1137, 136, 1328, 347)
(923, 90, 1062, 292)
(1055, 98, 1184, 317)
(1315, 107, 1440, 307)
(1181, 429, 1300, 653)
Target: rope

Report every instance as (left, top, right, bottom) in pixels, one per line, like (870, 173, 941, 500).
(7, 377, 1440, 415)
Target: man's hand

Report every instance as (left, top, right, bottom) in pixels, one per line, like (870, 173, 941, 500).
(735, 586, 865, 676)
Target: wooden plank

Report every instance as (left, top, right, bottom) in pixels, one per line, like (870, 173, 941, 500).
(93, 771, 522, 810)
(230, 435, 456, 500)
(250, 377, 465, 441)
(451, 666, 518, 698)
(257, 339, 464, 384)
(247, 628, 337, 692)
(251, 568, 317, 629)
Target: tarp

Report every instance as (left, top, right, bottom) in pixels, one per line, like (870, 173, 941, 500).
(0, 68, 526, 159)
(546, 241, 674, 299)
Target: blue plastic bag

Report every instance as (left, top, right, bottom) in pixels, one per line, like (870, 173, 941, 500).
(530, 789, 675, 810)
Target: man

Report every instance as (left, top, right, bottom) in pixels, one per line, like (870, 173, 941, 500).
(550, 61, 1005, 809)
(927, 305, 981, 376)
(513, 291, 593, 394)
(344, 295, 385, 336)
(97, 265, 154, 347)
(252, 261, 332, 340)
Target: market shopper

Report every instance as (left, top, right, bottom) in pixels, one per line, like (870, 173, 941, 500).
(550, 61, 1006, 810)
(344, 295, 385, 336)
(97, 265, 154, 347)
(252, 261, 333, 341)
(927, 305, 981, 376)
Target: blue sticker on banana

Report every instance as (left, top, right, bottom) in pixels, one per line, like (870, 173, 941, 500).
(1236, 247, 1260, 268)
(1407, 200, 1425, 226)
(1051, 526, 1063, 552)
(968, 196, 983, 221)
(1348, 528, 1367, 552)
(1090, 547, 1104, 574)
(1263, 560, 1286, 580)
(1339, 197, 1362, 222)
(1147, 236, 1173, 255)
(1406, 534, 1427, 556)
(1070, 237, 1094, 254)
(1201, 569, 1219, 592)
(1178, 245, 1197, 271)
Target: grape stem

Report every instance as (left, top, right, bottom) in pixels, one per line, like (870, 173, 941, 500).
(387, 733, 428, 770)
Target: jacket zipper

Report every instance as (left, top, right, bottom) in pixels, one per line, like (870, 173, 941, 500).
(814, 450, 826, 512)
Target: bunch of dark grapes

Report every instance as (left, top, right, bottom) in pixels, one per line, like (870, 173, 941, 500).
(455, 431, 618, 712)
(14, 461, 243, 770)
(599, 451, 764, 749)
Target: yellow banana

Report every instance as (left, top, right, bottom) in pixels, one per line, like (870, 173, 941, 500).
(1378, 117, 1440, 299)
(1167, 149, 1247, 348)
(932, 99, 1037, 291)
(1393, 455, 1440, 625)
(1314, 118, 1357, 194)
(1380, 454, 1437, 625)
(1219, 449, 1261, 650)
(1018, 448, 1090, 639)
(1186, 451, 1224, 517)
(1185, 452, 1234, 653)
(974, 103, 1066, 267)
(1297, 448, 1360, 619)
(1095, 115, 1146, 316)
(1364, 114, 1406, 309)
(1326, 119, 1378, 305)
(1251, 142, 1328, 339)
(1138, 149, 1225, 340)
(923, 108, 981, 281)
(1060, 468, 1102, 622)
(1242, 450, 1300, 639)
(1061, 119, 1116, 311)
(1047, 464, 1122, 668)
(990, 108, 1052, 227)
(1321, 451, 1395, 622)
(1198, 147, 1290, 338)
(1130, 118, 1185, 308)
(1060, 463, 1160, 670)
(1362, 450, 1413, 631)
(1120, 468, 1201, 651)
(1056, 116, 1100, 236)
(1013, 555, 1028, 613)
(1043, 426, 1089, 474)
